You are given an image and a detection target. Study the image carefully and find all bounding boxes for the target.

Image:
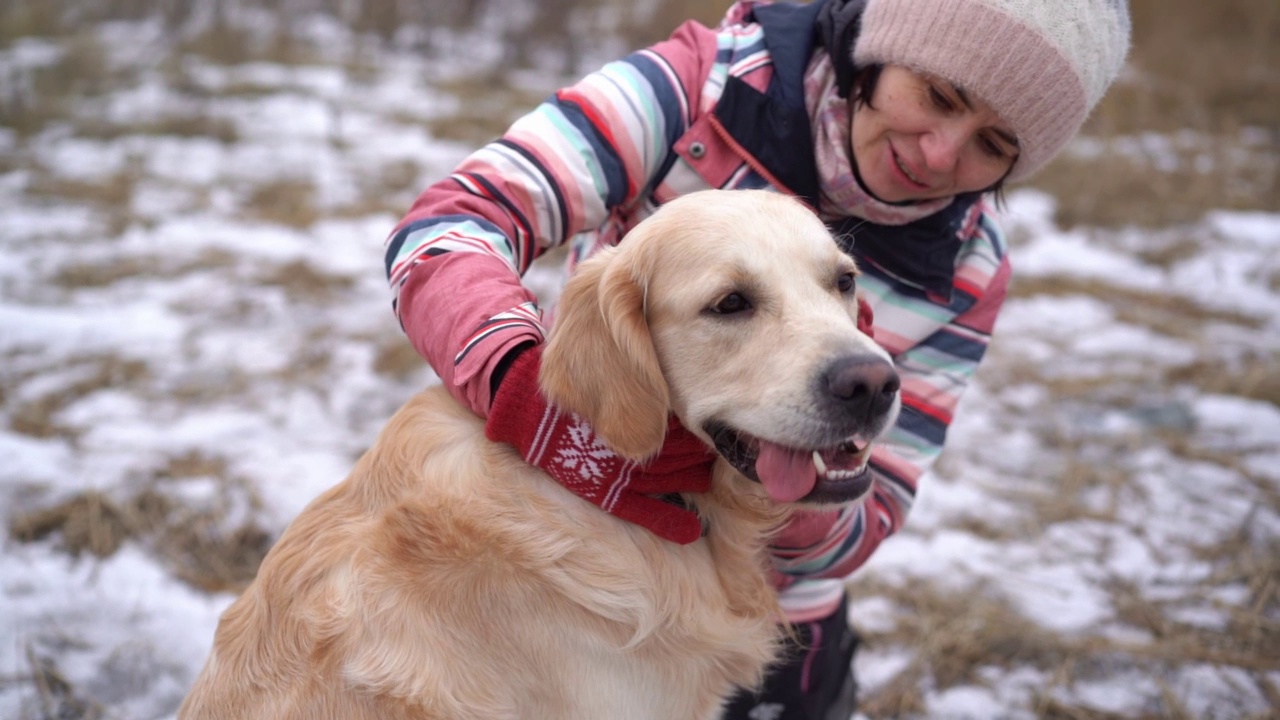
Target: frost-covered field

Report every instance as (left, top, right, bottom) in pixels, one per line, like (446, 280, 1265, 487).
(2, 6, 1277, 720)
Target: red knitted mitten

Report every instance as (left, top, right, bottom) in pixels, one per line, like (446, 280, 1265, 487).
(485, 346, 713, 544)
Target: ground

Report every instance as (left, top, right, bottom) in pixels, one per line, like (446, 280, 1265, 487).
(1, 2, 1277, 718)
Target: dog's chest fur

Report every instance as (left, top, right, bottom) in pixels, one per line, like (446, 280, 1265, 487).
(182, 387, 783, 720)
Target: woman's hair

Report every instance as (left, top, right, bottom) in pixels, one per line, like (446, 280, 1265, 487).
(849, 64, 1012, 203)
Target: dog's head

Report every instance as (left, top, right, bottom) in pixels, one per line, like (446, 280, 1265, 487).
(541, 190, 900, 507)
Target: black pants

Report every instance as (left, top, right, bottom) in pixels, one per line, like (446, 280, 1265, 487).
(721, 594, 860, 720)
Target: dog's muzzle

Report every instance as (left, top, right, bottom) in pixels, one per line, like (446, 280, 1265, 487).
(703, 353, 899, 505)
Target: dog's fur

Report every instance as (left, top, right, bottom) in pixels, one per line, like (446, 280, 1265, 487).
(179, 190, 899, 720)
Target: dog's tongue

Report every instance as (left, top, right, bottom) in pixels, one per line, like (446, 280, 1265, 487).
(755, 442, 817, 503)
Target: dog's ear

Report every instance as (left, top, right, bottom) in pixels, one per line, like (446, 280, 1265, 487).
(540, 247, 670, 461)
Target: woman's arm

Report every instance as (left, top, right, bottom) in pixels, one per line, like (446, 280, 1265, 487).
(385, 21, 717, 414)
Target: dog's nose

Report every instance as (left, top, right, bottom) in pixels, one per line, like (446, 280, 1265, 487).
(824, 356, 900, 421)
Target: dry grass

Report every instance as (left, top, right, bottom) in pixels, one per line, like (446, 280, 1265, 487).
(0, 2, 62, 44)
(1009, 275, 1265, 336)
(877, 287, 1280, 715)
(9, 491, 144, 559)
(25, 166, 139, 211)
(852, 537, 1280, 717)
(10, 647, 107, 720)
(242, 178, 321, 228)
(1031, 133, 1277, 229)
(348, 158, 422, 209)
(1164, 354, 1280, 407)
(24, 167, 142, 235)
(253, 258, 355, 301)
(850, 578, 1071, 717)
(373, 334, 427, 380)
(8, 453, 274, 595)
(416, 75, 560, 146)
(174, 17, 323, 67)
(1008, 274, 1280, 405)
(75, 114, 240, 144)
(0, 30, 113, 138)
(5, 356, 150, 438)
(52, 248, 240, 290)
(1124, 1, 1279, 131)
(1029, 0, 1280, 228)
(0, 0, 199, 38)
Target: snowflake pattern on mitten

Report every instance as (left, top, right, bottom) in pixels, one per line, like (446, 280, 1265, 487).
(557, 417, 613, 483)
(531, 409, 638, 512)
(485, 344, 712, 544)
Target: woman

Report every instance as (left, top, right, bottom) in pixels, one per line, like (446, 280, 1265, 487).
(384, 0, 1131, 716)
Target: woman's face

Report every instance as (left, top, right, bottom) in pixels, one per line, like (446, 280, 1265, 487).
(850, 65, 1019, 202)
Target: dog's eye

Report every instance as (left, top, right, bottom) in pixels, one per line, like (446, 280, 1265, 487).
(837, 272, 856, 294)
(710, 292, 752, 315)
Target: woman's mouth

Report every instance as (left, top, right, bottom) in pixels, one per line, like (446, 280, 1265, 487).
(891, 148, 928, 189)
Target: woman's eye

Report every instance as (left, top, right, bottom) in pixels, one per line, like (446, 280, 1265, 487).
(928, 86, 954, 111)
(979, 135, 1009, 159)
(710, 292, 751, 315)
(837, 272, 856, 293)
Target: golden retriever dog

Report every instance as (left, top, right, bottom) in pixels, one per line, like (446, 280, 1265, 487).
(179, 189, 901, 720)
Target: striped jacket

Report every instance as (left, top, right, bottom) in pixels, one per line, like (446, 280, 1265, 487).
(385, 0, 1010, 622)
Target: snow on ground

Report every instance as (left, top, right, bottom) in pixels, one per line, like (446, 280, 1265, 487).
(2, 11, 1277, 720)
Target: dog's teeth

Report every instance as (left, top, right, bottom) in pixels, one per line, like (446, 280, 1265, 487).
(855, 446, 872, 472)
(812, 451, 828, 476)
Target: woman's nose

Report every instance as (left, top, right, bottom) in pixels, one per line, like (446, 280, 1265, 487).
(920, 123, 968, 173)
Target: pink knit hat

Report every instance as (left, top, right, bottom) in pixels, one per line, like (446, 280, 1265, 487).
(853, 0, 1131, 181)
